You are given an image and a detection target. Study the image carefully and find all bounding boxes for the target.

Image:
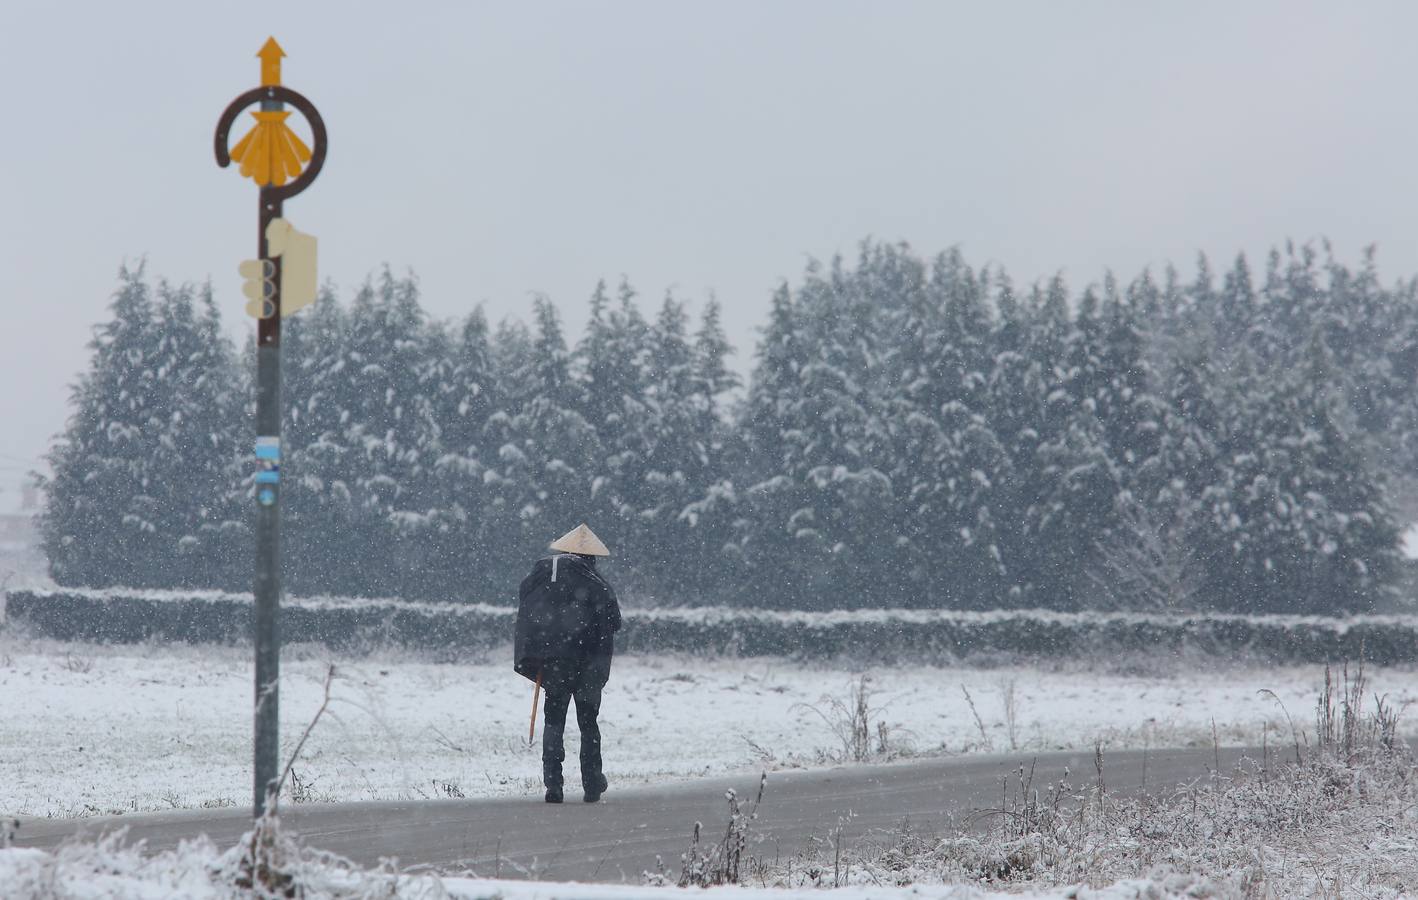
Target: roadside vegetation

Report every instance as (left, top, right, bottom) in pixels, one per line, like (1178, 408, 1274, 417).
(760, 662, 1416, 897)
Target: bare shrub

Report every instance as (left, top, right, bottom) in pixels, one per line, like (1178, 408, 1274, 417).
(794, 675, 904, 762)
(678, 773, 767, 887)
(1000, 677, 1019, 751)
(237, 663, 338, 896)
(960, 684, 991, 751)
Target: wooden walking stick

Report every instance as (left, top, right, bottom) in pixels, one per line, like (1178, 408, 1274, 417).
(528, 668, 543, 746)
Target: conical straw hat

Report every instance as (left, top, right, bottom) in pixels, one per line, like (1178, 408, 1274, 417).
(549, 523, 610, 557)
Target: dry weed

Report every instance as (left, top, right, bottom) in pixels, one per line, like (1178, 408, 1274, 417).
(674, 772, 767, 887)
(769, 662, 1418, 898)
(793, 675, 907, 762)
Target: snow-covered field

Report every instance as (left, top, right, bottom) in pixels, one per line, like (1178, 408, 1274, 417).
(4, 633, 1417, 819)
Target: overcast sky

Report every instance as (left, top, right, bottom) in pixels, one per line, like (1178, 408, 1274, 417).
(4, 1, 1418, 511)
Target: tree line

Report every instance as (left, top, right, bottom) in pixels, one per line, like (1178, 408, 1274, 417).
(41, 241, 1418, 614)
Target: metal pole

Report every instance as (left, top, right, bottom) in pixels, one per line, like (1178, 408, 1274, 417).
(214, 46, 328, 819)
(253, 182, 283, 817)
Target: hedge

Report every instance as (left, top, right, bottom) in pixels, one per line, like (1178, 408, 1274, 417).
(5, 587, 1418, 665)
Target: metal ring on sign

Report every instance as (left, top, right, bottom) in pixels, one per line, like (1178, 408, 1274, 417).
(214, 85, 329, 202)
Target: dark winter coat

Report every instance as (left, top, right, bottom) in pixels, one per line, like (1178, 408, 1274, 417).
(514, 554, 622, 692)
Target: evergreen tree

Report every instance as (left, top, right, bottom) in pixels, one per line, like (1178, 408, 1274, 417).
(691, 298, 740, 422)
(281, 287, 359, 595)
(1187, 252, 1217, 333)
(1016, 281, 1120, 607)
(1213, 333, 1400, 613)
(40, 241, 1414, 615)
(678, 298, 743, 592)
(421, 307, 503, 600)
(735, 282, 814, 605)
(780, 257, 900, 607)
(150, 281, 244, 587)
(327, 270, 443, 595)
(1097, 346, 1224, 610)
(43, 266, 240, 588)
(1218, 254, 1256, 352)
(1097, 275, 1168, 507)
(575, 279, 654, 574)
(923, 251, 1009, 605)
(489, 296, 600, 572)
(478, 316, 538, 590)
(630, 293, 700, 591)
(986, 272, 1046, 603)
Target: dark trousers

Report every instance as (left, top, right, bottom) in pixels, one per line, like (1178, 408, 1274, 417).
(542, 682, 603, 791)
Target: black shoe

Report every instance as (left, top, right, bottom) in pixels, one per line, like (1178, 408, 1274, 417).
(583, 774, 608, 803)
(545, 787, 563, 804)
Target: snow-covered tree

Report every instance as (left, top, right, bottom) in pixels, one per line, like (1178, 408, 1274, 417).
(42, 267, 241, 588)
(149, 281, 244, 587)
(418, 307, 504, 600)
(1203, 333, 1400, 613)
(575, 279, 654, 572)
(280, 286, 359, 595)
(487, 296, 601, 573)
(41, 241, 1414, 614)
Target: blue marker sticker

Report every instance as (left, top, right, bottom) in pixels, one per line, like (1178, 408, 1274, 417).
(255, 437, 280, 487)
(257, 488, 276, 506)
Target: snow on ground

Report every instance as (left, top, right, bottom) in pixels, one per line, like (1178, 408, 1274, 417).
(438, 877, 1213, 900)
(3, 634, 1416, 818)
(0, 834, 1230, 899)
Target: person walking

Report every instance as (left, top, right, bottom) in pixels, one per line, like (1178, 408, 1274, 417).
(514, 524, 622, 803)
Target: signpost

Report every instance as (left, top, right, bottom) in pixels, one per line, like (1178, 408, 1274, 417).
(214, 37, 328, 818)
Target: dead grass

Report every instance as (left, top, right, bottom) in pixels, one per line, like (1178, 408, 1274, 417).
(767, 662, 1418, 898)
(791, 674, 912, 762)
(654, 772, 768, 888)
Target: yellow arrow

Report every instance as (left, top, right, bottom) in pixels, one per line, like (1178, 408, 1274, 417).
(258, 37, 285, 87)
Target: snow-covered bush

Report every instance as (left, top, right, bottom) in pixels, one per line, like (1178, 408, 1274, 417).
(11, 586, 1418, 664)
(0, 827, 453, 900)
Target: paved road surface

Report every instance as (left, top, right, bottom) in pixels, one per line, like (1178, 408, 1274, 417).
(13, 746, 1256, 884)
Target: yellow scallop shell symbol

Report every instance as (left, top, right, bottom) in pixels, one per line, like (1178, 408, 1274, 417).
(225, 38, 311, 187)
(229, 111, 312, 188)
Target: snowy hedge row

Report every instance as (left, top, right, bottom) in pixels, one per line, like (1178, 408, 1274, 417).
(7, 587, 1418, 664)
